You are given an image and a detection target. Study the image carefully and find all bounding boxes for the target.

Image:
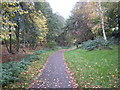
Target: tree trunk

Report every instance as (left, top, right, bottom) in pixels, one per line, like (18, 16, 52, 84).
(9, 26, 13, 54)
(23, 27, 26, 48)
(15, 14, 20, 52)
(98, 0, 107, 41)
(22, 15, 26, 48)
(4, 39, 10, 53)
(16, 28, 20, 52)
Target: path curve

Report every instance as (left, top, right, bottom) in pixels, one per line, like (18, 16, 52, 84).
(30, 49, 73, 88)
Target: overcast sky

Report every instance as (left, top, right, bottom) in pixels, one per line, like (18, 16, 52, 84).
(46, 0, 79, 19)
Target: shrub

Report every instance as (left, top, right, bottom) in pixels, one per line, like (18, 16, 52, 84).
(47, 41, 57, 48)
(1, 62, 22, 86)
(1, 49, 53, 86)
(80, 37, 112, 51)
(34, 49, 50, 55)
(109, 37, 120, 45)
(1, 52, 42, 87)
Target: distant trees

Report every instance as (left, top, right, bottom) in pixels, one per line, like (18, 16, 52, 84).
(34, 2, 65, 46)
(60, 1, 119, 46)
(1, 1, 118, 52)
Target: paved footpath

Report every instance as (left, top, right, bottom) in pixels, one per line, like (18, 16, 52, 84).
(30, 50, 73, 88)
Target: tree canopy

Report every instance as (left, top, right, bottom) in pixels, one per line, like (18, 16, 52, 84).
(59, 1, 119, 46)
(1, 1, 65, 53)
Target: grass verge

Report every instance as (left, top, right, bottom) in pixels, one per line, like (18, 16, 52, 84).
(64, 46, 119, 88)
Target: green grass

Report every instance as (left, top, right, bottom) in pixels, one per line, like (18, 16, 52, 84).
(64, 46, 119, 88)
(5, 50, 56, 88)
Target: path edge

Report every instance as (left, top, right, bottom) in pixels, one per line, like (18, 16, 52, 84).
(63, 49, 82, 89)
(26, 49, 66, 89)
(27, 50, 60, 89)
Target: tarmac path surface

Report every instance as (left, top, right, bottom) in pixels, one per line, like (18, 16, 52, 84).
(30, 50, 73, 88)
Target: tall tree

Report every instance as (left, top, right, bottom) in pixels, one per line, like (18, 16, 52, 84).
(1, 2, 24, 53)
(34, 2, 65, 47)
(98, 0, 107, 41)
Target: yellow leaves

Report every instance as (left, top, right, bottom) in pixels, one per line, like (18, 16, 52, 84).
(3, 17, 9, 20)
(1, 22, 7, 25)
(112, 75, 115, 77)
(6, 7, 16, 12)
(19, 10, 28, 15)
(19, 12, 23, 15)
(9, 32, 12, 35)
(39, 37, 43, 40)
(13, 23, 17, 26)
(10, 14, 15, 18)
(24, 11, 28, 14)
(39, 37, 45, 42)
(9, 2, 16, 6)
(0, 34, 5, 39)
(29, 11, 48, 37)
(8, 21, 17, 26)
(45, 31, 48, 34)
(1, 19, 17, 26)
(43, 28, 48, 30)
(92, 24, 101, 34)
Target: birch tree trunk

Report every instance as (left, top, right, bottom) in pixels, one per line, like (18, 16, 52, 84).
(98, 0, 107, 41)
